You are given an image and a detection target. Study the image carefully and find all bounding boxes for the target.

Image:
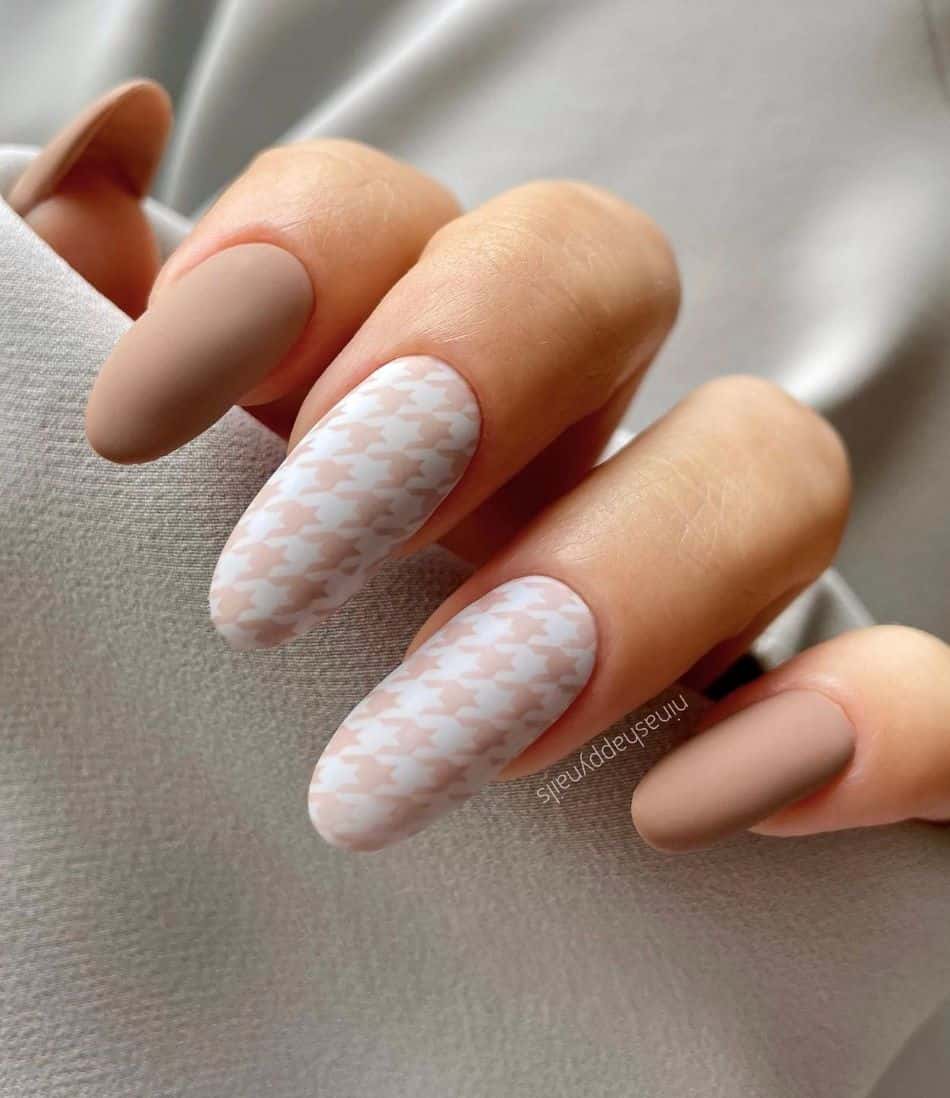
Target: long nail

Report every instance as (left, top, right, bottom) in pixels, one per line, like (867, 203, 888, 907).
(6, 78, 170, 216)
(86, 244, 313, 462)
(631, 690, 856, 852)
(308, 576, 596, 851)
(209, 356, 480, 649)
(7, 79, 172, 318)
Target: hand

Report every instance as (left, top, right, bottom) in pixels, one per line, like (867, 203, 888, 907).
(50, 104, 947, 852)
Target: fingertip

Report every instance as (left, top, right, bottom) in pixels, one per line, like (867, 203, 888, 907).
(84, 407, 153, 465)
(307, 793, 391, 853)
(630, 787, 710, 854)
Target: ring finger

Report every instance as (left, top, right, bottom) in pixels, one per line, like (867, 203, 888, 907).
(308, 374, 852, 850)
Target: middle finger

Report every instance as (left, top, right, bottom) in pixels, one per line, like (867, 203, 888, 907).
(211, 181, 679, 649)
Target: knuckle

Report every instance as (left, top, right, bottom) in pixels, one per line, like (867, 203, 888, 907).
(237, 140, 457, 242)
(249, 139, 392, 178)
(504, 180, 681, 337)
(422, 180, 678, 406)
(245, 144, 288, 174)
(247, 140, 453, 208)
(690, 375, 851, 517)
(241, 141, 403, 210)
(691, 374, 799, 422)
(503, 178, 659, 236)
(491, 180, 677, 279)
(662, 376, 851, 593)
(500, 179, 624, 229)
(428, 178, 675, 286)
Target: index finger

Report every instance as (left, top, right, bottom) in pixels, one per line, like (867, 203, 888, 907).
(85, 140, 459, 461)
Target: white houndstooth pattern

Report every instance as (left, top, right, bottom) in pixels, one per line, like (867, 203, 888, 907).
(309, 576, 596, 851)
(210, 356, 480, 649)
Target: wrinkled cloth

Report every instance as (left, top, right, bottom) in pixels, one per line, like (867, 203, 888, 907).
(1, 1, 950, 1095)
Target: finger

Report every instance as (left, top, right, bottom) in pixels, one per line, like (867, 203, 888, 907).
(306, 376, 850, 850)
(632, 626, 950, 852)
(7, 79, 171, 317)
(439, 374, 644, 565)
(85, 140, 459, 462)
(210, 182, 679, 649)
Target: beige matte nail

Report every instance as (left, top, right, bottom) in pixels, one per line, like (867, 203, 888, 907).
(6, 80, 172, 318)
(631, 690, 856, 853)
(86, 243, 314, 462)
(6, 79, 171, 216)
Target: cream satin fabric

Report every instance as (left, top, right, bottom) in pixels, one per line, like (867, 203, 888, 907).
(2, 1, 950, 1094)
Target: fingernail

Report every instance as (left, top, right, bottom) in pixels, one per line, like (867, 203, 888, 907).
(308, 576, 596, 851)
(209, 355, 480, 649)
(6, 79, 171, 216)
(86, 243, 313, 462)
(631, 689, 856, 852)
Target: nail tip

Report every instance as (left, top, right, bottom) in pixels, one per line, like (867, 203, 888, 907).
(85, 387, 160, 466)
(631, 801, 682, 854)
(86, 242, 314, 463)
(208, 601, 319, 651)
(85, 426, 157, 465)
(215, 632, 262, 653)
(632, 819, 708, 855)
(210, 618, 271, 652)
(307, 801, 391, 853)
(84, 415, 131, 465)
(6, 77, 173, 215)
(314, 827, 388, 854)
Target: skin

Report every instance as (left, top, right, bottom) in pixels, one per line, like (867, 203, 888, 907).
(36, 125, 946, 847)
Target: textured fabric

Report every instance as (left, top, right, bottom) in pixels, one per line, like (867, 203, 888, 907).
(1, 174, 949, 1098)
(1, 0, 950, 1094)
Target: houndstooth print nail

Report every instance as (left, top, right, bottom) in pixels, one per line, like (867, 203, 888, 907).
(308, 576, 597, 851)
(209, 356, 480, 649)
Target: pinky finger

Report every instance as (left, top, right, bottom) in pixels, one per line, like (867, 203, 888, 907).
(631, 625, 950, 852)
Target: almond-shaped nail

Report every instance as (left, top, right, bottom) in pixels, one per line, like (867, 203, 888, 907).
(6, 79, 171, 318)
(6, 78, 171, 216)
(631, 690, 857, 853)
(309, 576, 596, 851)
(209, 355, 480, 649)
(86, 244, 313, 462)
